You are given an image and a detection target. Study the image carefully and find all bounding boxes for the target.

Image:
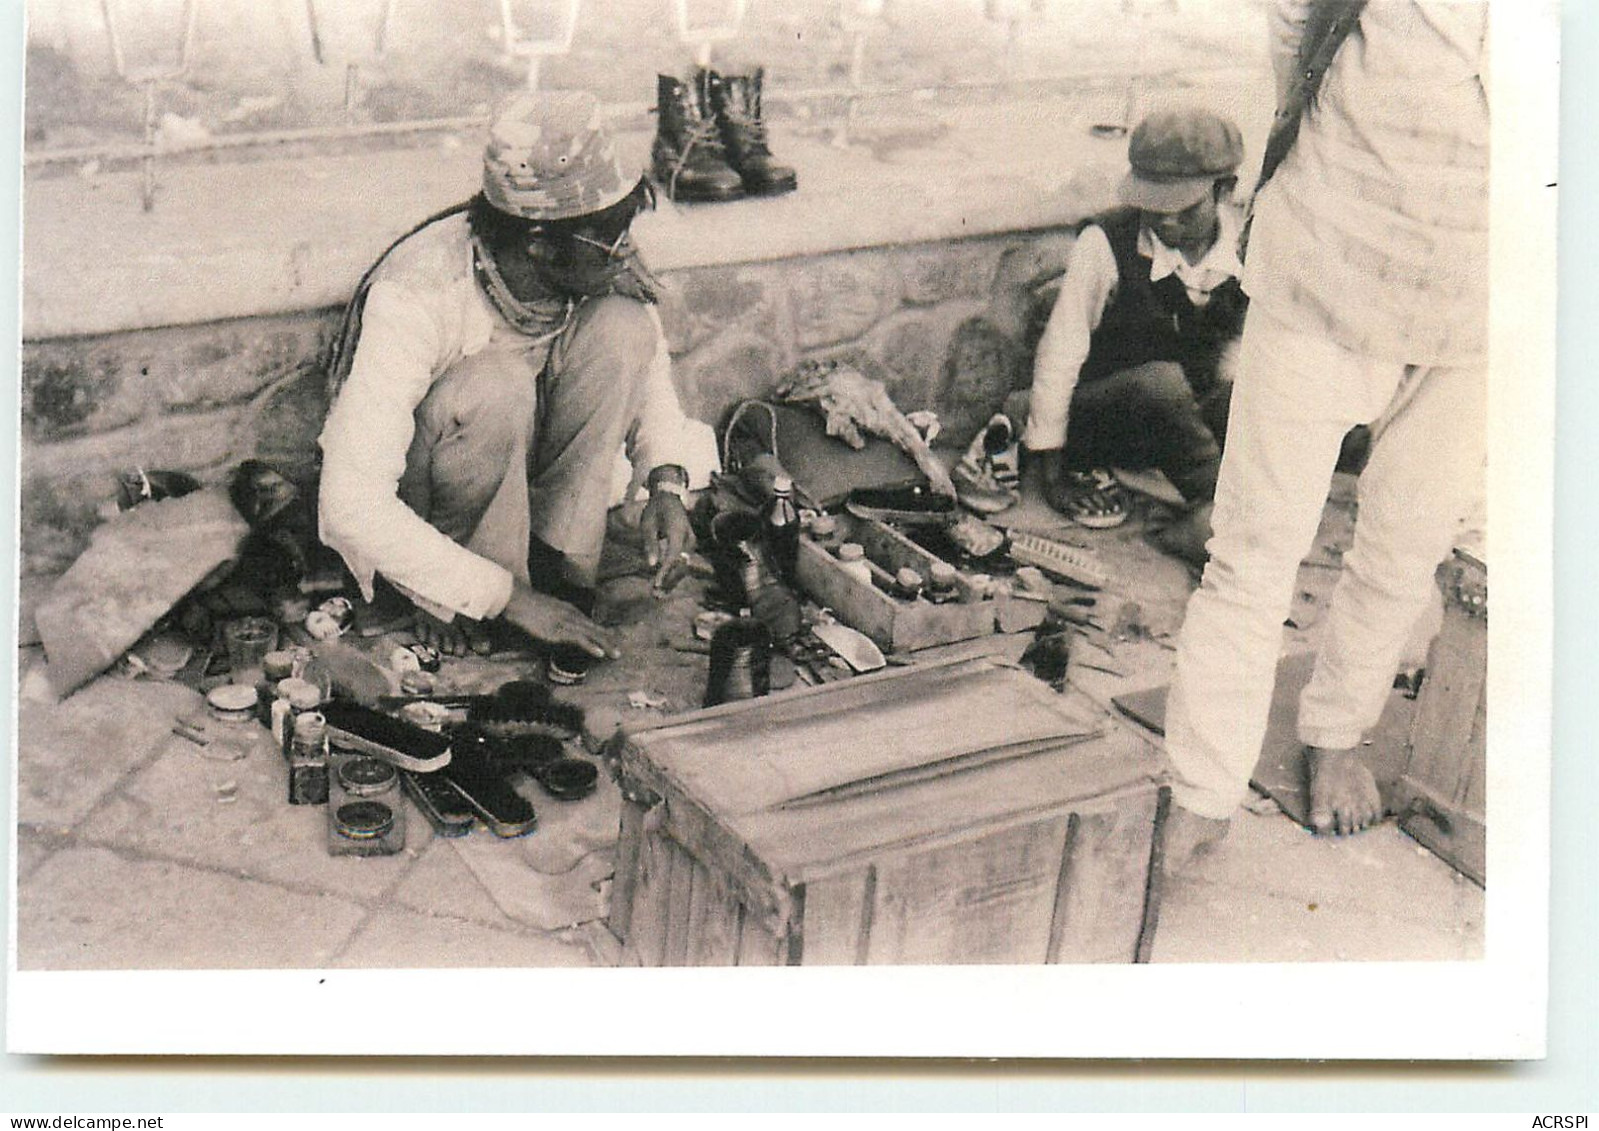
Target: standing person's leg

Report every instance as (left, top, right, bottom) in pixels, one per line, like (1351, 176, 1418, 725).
(1296, 358, 1488, 833)
(1162, 308, 1400, 841)
(398, 343, 540, 651)
(527, 295, 658, 590)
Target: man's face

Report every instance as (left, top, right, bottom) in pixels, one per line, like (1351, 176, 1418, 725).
(525, 223, 635, 297)
(1143, 190, 1219, 252)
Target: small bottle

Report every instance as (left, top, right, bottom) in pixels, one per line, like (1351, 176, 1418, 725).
(806, 512, 840, 548)
(925, 561, 961, 604)
(287, 711, 329, 806)
(761, 474, 801, 588)
(891, 567, 925, 601)
(274, 676, 324, 754)
(836, 542, 874, 586)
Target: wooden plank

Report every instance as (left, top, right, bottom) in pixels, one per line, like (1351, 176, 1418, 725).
(797, 538, 899, 650)
(607, 796, 647, 945)
(799, 870, 875, 966)
(619, 827, 673, 967)
(795, 518, 997, 653)
(1397, 575, 1487, 885)
(735, 910, 786, 966)
(859, 816, 1070, 964)
(1043, 813, 1081, 965)
(1397, 780, 1486, 887)
(1406, 618, 1486, 797)
(683, 860, 746, 967)
(616, 761, 795, 934)
(660, 838, 696, 967)
(1049, 793, 1160, 963)
(1133, 787, 1174, 964)
(740, 739, 1158, 880)
(624, 659, 1136, 824)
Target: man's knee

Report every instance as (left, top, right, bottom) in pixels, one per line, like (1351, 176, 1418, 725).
(562, 295, 658, 375)
(1122, 361, 1197, 407)
(417, 353, 535, 441)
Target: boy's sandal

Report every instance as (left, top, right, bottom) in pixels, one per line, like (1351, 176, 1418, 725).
(1062, 469, 1130, 529)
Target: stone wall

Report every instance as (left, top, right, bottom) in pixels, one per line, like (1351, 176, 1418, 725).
(19, 226, 1078, 582)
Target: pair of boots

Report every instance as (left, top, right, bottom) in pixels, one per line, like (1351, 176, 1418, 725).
(653, 67, 797, 203)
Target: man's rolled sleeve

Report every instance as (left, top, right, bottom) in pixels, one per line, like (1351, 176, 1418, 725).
(1022, 224, 1117, 452)
(318, 279, 516, 621)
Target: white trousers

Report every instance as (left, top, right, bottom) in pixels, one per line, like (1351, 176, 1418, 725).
(1164, 307, 1487, 819)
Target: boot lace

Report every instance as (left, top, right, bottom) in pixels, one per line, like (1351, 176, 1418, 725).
(663, 105, 727, 200)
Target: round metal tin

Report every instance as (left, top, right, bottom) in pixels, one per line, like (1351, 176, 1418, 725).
(334, 800, 394, 840)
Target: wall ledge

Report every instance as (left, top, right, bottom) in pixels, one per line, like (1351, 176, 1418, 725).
(21, 81, 1270, 341)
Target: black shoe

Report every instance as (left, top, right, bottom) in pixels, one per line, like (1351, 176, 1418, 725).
(708, 67, 797, 196)
(651, 71, 746, 203)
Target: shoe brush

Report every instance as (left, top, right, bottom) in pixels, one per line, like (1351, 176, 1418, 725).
(467, 680, 585, 741)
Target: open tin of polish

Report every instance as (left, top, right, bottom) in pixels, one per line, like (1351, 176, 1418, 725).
(334, 800, 395, 841)
(536, 757, 599, 802)
(337, 756, 398, 798)
(545, 644, 595, 686)
(205, 683, 260, 724)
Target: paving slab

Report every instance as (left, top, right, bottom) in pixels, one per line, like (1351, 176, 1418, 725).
(513, 772, 624, 876)
(17, 845, 368, 970)
(1183, 809, 1486, 936)
(14, 829, 64, 885)
(449, 840, 615, 933)
(1153, 867, 1483, 964)
(1151, 810, 1484, 964)
(387, 837, 527, 932)
(329, 907, 596, 970)
(76, 735, 433, 904)
(15, 674, 200, 829)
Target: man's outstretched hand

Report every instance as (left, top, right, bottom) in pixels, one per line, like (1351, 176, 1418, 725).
(640, 490, 696, 592)
(502, 581, 621, 659)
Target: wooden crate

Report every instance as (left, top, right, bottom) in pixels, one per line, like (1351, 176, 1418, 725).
(794, 514, 1047, 653)
(1393, 551, 1487, 886)
(608, 655, 1168, 966)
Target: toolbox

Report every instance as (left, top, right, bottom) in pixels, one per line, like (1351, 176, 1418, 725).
(1393, 550, 1487, 886)
(794, 513, 1047, 653)
(608, 655, 1168, 966)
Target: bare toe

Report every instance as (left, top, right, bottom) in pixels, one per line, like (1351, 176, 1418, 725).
(416, 609, 468, 656)
(1305, 746, 1383, 837)
(464, 619, 493, 656)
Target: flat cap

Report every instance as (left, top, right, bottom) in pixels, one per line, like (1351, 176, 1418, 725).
(1117, 107, 1244, 213)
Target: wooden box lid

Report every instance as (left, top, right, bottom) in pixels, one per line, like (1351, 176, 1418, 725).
(619, 655, 1163, 883)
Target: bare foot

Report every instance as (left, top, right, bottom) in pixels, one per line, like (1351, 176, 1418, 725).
(1162, 803, 1231, 878)
(1305, 745, 1384, 836)
(413, 608, 492, 657)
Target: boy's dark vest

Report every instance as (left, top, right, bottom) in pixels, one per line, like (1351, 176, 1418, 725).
(1078, 207, 1247, 386)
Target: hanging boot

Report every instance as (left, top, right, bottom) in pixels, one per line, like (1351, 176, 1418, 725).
(708, 67, 798, 196)
(651, 71, 746, 203)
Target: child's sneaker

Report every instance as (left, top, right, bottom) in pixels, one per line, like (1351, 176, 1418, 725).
(951, 414, 1021, 515)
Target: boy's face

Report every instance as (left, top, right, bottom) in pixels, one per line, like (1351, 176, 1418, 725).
(1143, 189, 1220, 252)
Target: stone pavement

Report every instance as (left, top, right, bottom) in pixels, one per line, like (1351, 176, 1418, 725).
(13, 477, 1484, 970)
